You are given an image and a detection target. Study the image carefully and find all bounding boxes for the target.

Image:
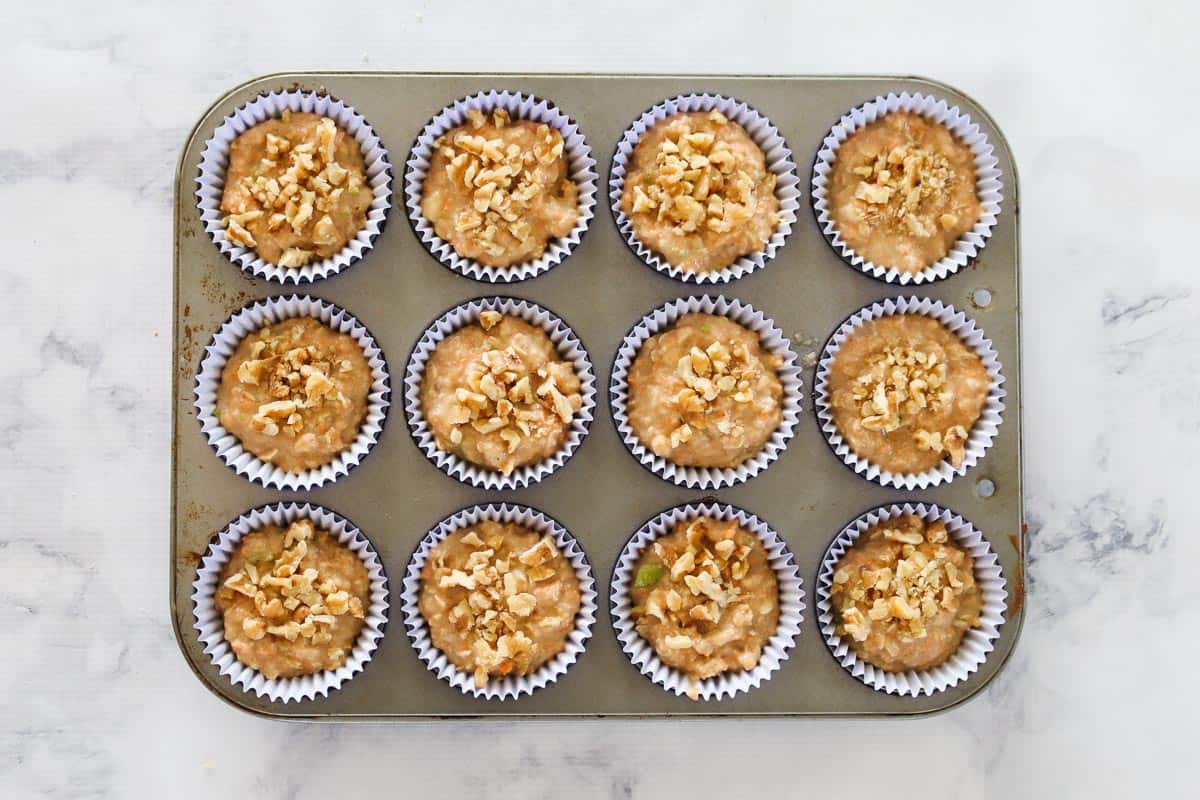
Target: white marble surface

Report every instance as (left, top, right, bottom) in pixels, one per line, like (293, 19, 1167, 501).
(3, 1, 1195, 796)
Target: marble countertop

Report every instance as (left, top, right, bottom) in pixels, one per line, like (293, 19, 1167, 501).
(3, 1, 1193, 797)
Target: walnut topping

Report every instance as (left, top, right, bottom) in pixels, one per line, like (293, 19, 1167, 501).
(832, 516, 979, 644)
(851, 344, 949, 432)
(431, 526, 567, 687)
(849, 138, 965, 238)
(220, 519, 366, 649)
(640, 518, 754, 649)
(439, 315, 583, 474)
(848, 342, 973, 468)
(236, 323, 353, 448)
(221, 116, 363, 267)
(914, 424, 969, 468)
(658, 338, 770, 450)
(434, 109, 568, 260)
(628, 110, 777, 236)
(479, 310, 503, 330)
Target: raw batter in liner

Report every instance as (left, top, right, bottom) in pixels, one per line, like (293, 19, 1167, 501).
(220, 111, 373, 268)
(627, 313, 782, 468)
(217, 317, 373, 473)
(830, 514, 982, 672)
(421, 108, 579, 267)
(828, 314, 989, 475)
(620, 110, 779, 274)
(216, 519, 369, 680)
(419, 520, 581, 688)
(827, 111, 982, 274)
(630, 516, 779, 698)
(420, 311, 582, 476)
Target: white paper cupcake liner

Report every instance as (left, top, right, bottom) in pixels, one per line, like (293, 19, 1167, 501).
(610, 501, 804, 701)
(400, 502, 597, 700)
(404, 90, 598, 283)
(196, 89, 393, 284)
(813, 295, 1005, 490)
(609, 93, 800, 284)
(609, 295, 802, 490)
(403, 296, 596, 490)
(811, 91, 1003, 285)
(191, 502, 390, 703)
(816, 502, 1007, 697)
(194, 294, 391, 491)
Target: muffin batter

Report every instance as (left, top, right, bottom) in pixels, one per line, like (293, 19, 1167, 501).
(827, 111, 982, 274)
(828, 315, 989, 474)
(421, 108, 579, 267)
(217, 317, 372, 473)
(220, 111, 373, 267)
(420, 311, 582, 475)
(831, 514, 982, 672)
(419, 520, 581, 688)
(216, 519, 369, 680)
(620, 110, 779, 273)
(630, 516, 779, 697)
(627, 314, 783, 468)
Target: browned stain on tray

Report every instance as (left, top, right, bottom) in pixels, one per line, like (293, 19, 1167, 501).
(199, 272, 255, 310)
(1007, 532, 1025, 615)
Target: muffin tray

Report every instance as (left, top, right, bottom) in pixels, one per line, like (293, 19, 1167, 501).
(171, 72, 1024, 719)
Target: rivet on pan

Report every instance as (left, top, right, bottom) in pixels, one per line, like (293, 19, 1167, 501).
(971, 288, 993, 309)
(976, 478, 996, 498)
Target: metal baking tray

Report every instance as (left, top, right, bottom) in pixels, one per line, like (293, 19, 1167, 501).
(171, 72, 1024, 719)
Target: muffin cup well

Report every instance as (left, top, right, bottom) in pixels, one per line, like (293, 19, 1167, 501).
(191, 502, 389, 703)
(810, 91, 1004, 285)
(403, 296, 596, 490)
(813, 295, 1005, 491)
(195, 89, 393, 285)
(816, 502, 1007, 697)
(610, 501, 804, 701)
(404, 90, 598, 283)
(194, 294, 391, 491)
(609, 295, 802, 490)
(609, 93, 801, 285)
(400, 502, 597, 701)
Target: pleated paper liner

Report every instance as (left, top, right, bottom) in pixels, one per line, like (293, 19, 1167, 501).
(195, 89, 393, 284)
(403, 296, 596, 490)
(400, 502, 597, 700)
(609, 294, 802, 490)
(609, 93, 801, 284)
(815, 502, 1006, 697)
(194, 294, 391, 491)
(404, 89, 598, 283)
(810, 91, 1003, 285)
(610, 501, 804, 701)
(191, 501, 389, 703)
(813, 295, 1005, 490)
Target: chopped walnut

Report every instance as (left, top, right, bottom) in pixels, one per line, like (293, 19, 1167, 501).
(628, 110, 777, 237)
(914, 423, 969, 468)
(429, 525, 568, 687)
(233, 323, 354, 449)
(656, 337, 773, 453)
(221, 115, 364, 266)
(851, 344, 950, 434)
(639, 518, 754, 646)
(832, 516, 979, 646)
(439, 314, 583, 474)
(434, 108, 569, 261)
(847, 342, 973, 468)
(848, 136, 966, 239)
(219, 519, 366, 651)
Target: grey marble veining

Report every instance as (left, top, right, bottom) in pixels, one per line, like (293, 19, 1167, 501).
(2, 1, 1196, 797)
